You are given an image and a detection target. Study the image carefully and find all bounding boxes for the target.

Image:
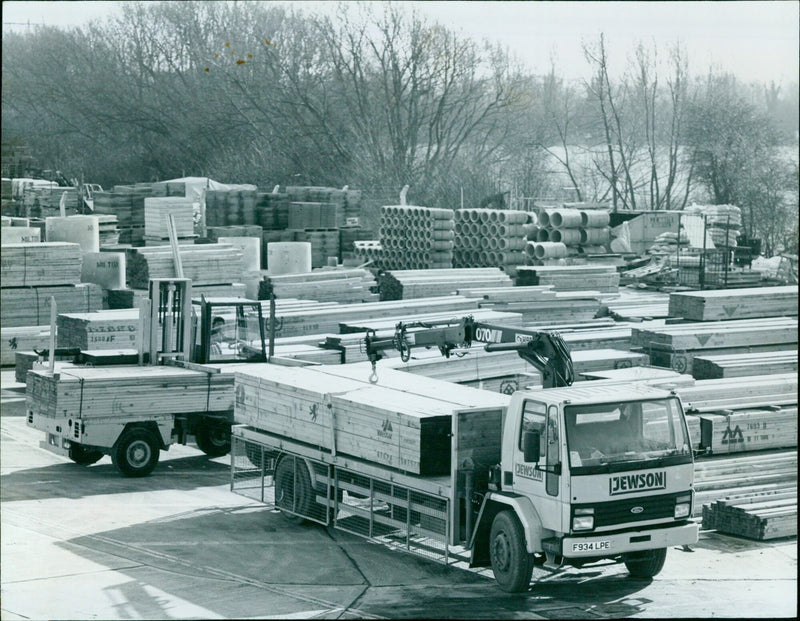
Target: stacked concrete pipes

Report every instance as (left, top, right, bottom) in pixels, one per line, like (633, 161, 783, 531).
(353, 240, 386, 267)
(453, 208, 530, 277)
(525, 207, 611, 262)
(378, 205, 455, 269)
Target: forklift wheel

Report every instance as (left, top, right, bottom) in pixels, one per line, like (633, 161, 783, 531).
(112, 429, 160, 477)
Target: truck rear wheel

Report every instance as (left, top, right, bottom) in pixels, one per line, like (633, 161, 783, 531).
(489, 510, 534, 592)
(68, 444, 104, 465)
(195, 419, 231, 457)
(624, 547, 667, 578)
(112, 429, 160, 477)
(274, 456, 313, 524)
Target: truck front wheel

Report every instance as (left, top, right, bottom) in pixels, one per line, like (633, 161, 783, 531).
(68, 444, 104, 465)
(624, 547, 667, 578)
(489, 510, 534, 592)
(112, 429, 160, 477)
(274, 456, 313, 524)
(195, 419, 231, 457)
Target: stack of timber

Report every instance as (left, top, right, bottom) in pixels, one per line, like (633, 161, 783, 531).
(1, 326, 50, 366)
(1, 284, 103, 328)
(144, 196, 195, 240)
(693, 450, 796, 523)
(462, 285, 602, 323)
(106, 283, 247, 309)
(694, 406, 797, 455)
(377, 205, 455, 269)
(257, 267, 378, 303)
(206, 225, 263, 242)
(668, 286, 798, 321)
(93, 188, 149, 243)
(631, 317, 797, 376)
(516, 264, 619, 293)
(452, 208, 529, 277)
(1, 243, 82, 287)
(56, 309, 143, 350)
(600, 289, 670, 321)
(97, 215, 120, 247)
(701, 487, 797, 540)
(21, 186, 80, 218)
(677, 373, 797, 413)
(692, 351, 797, 379)
(234, 364, 509, 475)
(27, 365, 233, 418)
(125, 243, 244, 288)
(379, 267, 512, 301)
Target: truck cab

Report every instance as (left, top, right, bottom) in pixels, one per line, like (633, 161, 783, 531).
(472, 383, 698, 591)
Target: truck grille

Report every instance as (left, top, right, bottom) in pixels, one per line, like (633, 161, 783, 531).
(575, 492, 679, 529)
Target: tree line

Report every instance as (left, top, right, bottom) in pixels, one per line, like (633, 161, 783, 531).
(2, 1, 797, 253)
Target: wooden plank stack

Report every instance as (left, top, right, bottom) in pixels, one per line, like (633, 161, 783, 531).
(257, 267, 378, 303)
(97, 215, 120, 247)
(1, 326, 50, 366)
(22, 186, 80, 218)
(125, 243, 244, 289)
(464, 286, 602, 323)
(377, 205, 454, 269)
(702, 488, 797, 540)
(1, 243, 82, 287)
(677, 374, 797, 413)
(692, 350, 797, 379)
(1, 284, 103, 328)
(144, 196, 195, 239)
(668, 286, 798, 321)
(516, 264, 619, 293)
(94, 188, 149, 243)
(697, 406, 797, 455)
(453, 209, 529, 277)
(379, 268, 512, 301)
(206, 225, 263, 242)
(234, 364, 509, 475)
(106, 283, 247, 309)
(56, 309, 143, 350)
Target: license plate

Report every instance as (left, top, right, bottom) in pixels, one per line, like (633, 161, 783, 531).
(572, 540, 611, 552)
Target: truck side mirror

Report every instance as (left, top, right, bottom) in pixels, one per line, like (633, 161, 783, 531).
(523, 430, 540, 463)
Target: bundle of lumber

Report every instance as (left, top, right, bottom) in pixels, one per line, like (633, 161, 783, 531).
(379, 267, 512, 301)
(1, 284, 103, 328)
(452, 209, 529, 277)
(692, 350, 797, 379)
(234, 364, 509, 475)
(702, 487, 797, 540)
(144, 196, 195, 239)
(126, 243, 244, 288)
(677, 374, 797, 413)
(668, 286, 798, 321)
(516, 264, 620, 293)
(1, 243, 82, 287)
(696, 406, 797, 454)
(22, 186, 80, 218)
(97, 215, 120, 247)
(1, 326, 50, 366)
(93, 189, 148, 229)
(27, 365, 233, 418)
(257, 267, 378, 303)
(106, 283, 246, 309)
(631, 317, 797, 375)
(56, 309, 143, 350)
(378, 205, 455, 270)
(466, 286, 602, 323)
(600, 289, 670, 321)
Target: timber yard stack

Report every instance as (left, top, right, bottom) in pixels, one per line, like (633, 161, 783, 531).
(205, 189, 260, 227)
(1, 243, 102, 327)
(56, 309, 143, 351)
(692, 351, 797, 379)
(452, 208, 529, 277)
(257, 267, 378, 303)
(21, 186, 80, 218)
(125, 243, 244, 289)
(1, 325, 50, 366)
(378, 267, 512, 301)
(143, 196, 195, 243)
(97, 215, 120, 247)
(668, 286, 798, 321)
(461, 285, 602, 323)
(516, 264, 620, 293)
(376, 205, 455, 269)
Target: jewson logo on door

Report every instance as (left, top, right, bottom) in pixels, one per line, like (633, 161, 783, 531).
(609, 471, 666, 495)
(515, 462, 543, 481)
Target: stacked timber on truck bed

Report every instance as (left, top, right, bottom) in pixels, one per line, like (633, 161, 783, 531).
(668, 286, 798, 321)
(234, 364, 509, 475)
(56, 309, 142, 350)
(125, 243, 244, 289)
(692, 351, 797, 379)
(379, 268, 512, 301)
(461, 285, 602, 323)
(631, 317, 797, 376)
(516, 264, 620, 293)
(258, 267, 378, 303)
(27, 365, 233, 418)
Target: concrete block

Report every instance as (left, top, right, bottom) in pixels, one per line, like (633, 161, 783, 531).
(81, 252, 126, 289)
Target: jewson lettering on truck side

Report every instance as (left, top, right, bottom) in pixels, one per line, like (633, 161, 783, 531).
(609, 471, 666, 495)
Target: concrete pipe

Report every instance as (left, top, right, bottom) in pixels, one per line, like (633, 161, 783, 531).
(533, 241, 568, 259)
(434, 240, 451, 250)
(549, 208, 582, 228)
(467, 209, 479, 223)
(488, 223, 499, 237)
(536, 228, 551, 242)
(580, 227, 611, 244)
(580, 210, 610, 228)
(525, 241, 538, 258)
(524, 224, 540, 241)
(488, 210, 500, 223)
(467, 222, 479, 236)
(487, 251, 500, 264)
(537, 209, 552, 228)
(550, 228, 581, 245)
(487, 237, 499, 250)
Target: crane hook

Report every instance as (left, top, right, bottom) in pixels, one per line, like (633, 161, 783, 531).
(369, 361, 379, 384)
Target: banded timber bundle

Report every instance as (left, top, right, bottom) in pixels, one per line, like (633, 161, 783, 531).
(697, 407, 798, 455)
(677, 374, 797, 413)
(668, 286, 798, 321)
(1, 243, 82, 287)
(126, 243, 244, 288)
(516, 264, 620, 293)
(56, 309, 143, 350)
(1, 326, 50, 366)
(234, 364, 509, 475)
(453, 209, 529, 277)
(701, 487, 797, 540)
(379, 267, 512, 301)
(1, 284, 103, 328)
(97, 215, 120, 247)
(22, 186, 80, 218)
(378, 205, 454, 269)
(27, 365, 233, 418)
(93, 189, 148, 229)
(691, 350, 797, 379)
(257, 267, 378, 303)
(464, 286, 602, 323)
(144, 197, 195, 239)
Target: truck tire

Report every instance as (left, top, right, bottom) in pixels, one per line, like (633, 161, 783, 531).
(624, 547, 667, 578)
(68, 444, 104, 465)
(112, 429, 160, 477)
(274, 456, 314, 524)
(489, 510, 534, 593)
(195, 419, 231, 457)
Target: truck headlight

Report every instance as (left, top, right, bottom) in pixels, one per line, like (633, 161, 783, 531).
(573, 508, 594, 531)
(674, 494, 691, 519)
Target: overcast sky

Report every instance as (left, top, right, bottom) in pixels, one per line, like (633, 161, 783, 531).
(3, 1, 798, 85)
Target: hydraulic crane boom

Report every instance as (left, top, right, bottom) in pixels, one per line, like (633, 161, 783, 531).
(364, 315, 574, 388)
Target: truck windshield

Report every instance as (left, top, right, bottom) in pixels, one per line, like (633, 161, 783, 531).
(204, 305, 265, 363)
(565, 399, 691, 470)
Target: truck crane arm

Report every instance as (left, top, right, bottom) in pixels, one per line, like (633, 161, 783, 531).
(364, 315, 574, 388)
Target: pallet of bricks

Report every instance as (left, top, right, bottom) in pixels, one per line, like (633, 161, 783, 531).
(524, 203, 611, 265)
(0, 243, 102, 328)
(453, 208, 529, 278)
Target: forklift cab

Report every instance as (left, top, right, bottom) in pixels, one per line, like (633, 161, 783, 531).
(192, 298, 267, 364)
